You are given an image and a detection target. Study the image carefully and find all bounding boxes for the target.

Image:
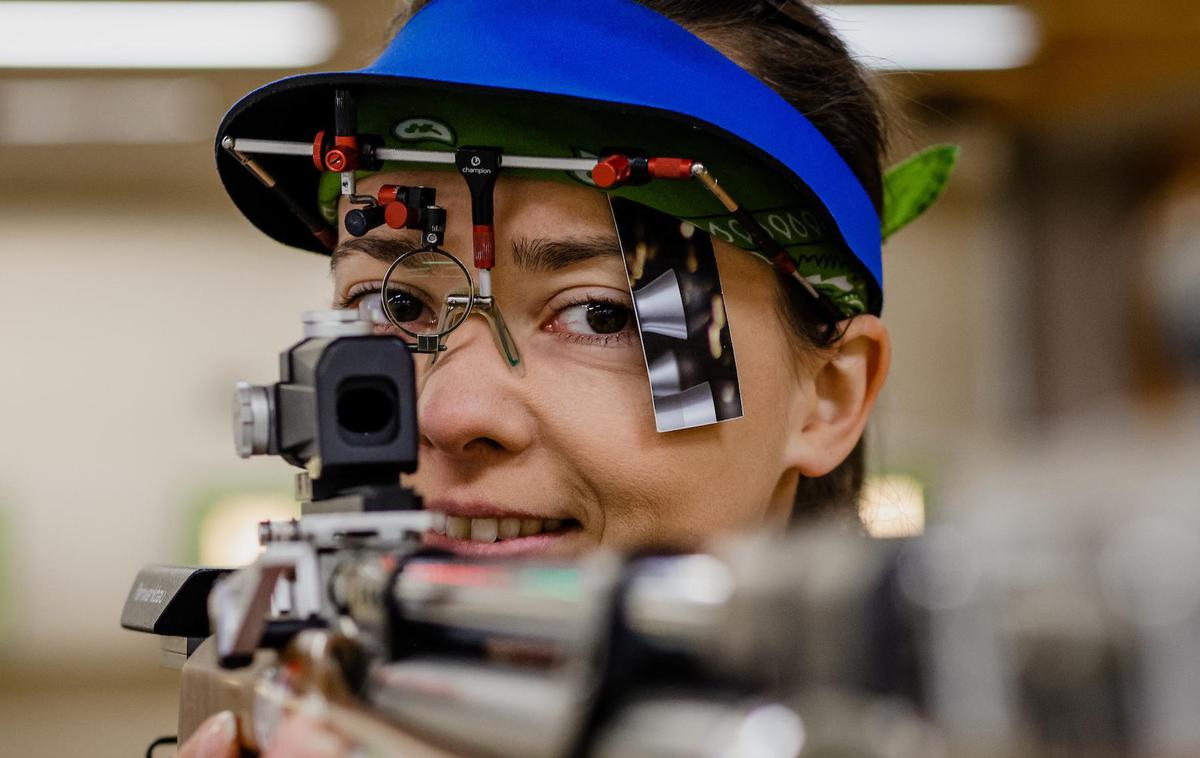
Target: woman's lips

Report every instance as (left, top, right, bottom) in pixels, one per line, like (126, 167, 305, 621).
(423, 499, 556, 521)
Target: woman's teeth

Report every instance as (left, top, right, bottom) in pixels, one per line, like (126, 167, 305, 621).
(429, 512, 568, 543)
(499, 518, 521, 539)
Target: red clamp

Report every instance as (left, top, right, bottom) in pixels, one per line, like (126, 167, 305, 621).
(376, 185, 403, 204)
(647, 157, 694, 180)
(377, 184, 410, 228)
(326, 135, 359, 172)
(376, 184, 439, 231)
(311, 130, 326, 171)
(592, 155, 632, 189)
(311, 130, 360, 172)
(592, 154, 695, 189)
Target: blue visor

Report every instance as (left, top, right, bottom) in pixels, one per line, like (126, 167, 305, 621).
(216, 0, 884, 314)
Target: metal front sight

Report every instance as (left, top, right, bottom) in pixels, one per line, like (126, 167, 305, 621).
(233, 308, 420, 511)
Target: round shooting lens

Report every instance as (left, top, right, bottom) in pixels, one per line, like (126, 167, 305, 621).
(381, 248, 474, 345)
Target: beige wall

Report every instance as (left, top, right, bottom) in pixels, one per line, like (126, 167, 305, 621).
(0, 186, 329, 658)
(0, 184, 330, 756)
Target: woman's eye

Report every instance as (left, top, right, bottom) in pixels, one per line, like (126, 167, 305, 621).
(385, 290, 426, 323)
(344, 287, 437, 336)
(555, 301, 633, 336)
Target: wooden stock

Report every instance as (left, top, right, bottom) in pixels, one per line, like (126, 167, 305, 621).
(179, 637, 456, 756)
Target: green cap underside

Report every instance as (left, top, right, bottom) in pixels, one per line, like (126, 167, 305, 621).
(316, 91, 955, 317)
(318, 90, 875, 316)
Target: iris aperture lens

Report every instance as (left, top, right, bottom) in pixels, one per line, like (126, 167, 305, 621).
(381, 248, 475, 344)
(384, 288, 429, 325)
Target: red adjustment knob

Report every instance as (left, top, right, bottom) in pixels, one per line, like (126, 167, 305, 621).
(647, 158, 694, 180)
(377, 184, 403, 204)
(324, 147, 355, 172)
(384, 202, 409, 229)
(473, 225, 495, 269)
(324, 135, 360, 172)
(311, 130, 327, 171)
(592, 155, 632, 189)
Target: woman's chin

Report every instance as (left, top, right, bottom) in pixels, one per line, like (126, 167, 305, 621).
(421, 525, 594, 559)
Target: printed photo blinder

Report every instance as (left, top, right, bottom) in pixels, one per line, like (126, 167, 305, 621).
(611, 197, 743, 432)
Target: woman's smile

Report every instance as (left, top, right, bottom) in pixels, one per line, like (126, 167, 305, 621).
(420, 498, 589, 556)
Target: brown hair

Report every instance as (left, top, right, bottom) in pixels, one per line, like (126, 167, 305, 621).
(391, 0, 887, 522)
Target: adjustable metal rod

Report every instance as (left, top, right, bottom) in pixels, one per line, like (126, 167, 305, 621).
(220, 136, 337, 250)
(228, 138, 598, 173)
(691, 162, 833, 311)
(231, 138, 313, 156)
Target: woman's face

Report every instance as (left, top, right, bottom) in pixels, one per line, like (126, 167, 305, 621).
(332, 170, 832, 558)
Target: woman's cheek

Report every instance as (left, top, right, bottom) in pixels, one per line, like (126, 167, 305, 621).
(586, 405, 787, 551)
(532, 363, 668, 544)
(581, 422, 748, 550)
(539, 351, 781, 551)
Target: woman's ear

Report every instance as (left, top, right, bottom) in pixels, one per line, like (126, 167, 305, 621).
(784, 315, 890, 477)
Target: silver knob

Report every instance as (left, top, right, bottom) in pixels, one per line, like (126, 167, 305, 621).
(302, 308, 374, 338)
(233, 381, 272, 458)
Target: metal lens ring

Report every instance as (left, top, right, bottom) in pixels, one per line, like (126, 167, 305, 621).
(380, 248, 475, 345)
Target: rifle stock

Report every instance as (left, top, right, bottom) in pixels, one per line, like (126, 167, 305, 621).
(179, 636, 456, 756)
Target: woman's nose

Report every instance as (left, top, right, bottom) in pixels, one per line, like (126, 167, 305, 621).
(416, 315, 535, 457)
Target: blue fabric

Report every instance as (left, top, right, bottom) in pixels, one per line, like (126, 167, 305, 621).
(360, 0, 883, 289)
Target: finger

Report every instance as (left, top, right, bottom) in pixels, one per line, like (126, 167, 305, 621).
(177, 710, 239, 758)
(264, 714, 353, 758)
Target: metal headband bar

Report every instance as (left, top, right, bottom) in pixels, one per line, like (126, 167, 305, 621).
(231, 138, 313, 157)
(501, 154, 597, 172)
(228, 138, 598, 173)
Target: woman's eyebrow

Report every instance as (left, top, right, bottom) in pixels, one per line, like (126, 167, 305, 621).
(331, 234, 620, 272)
(330, 236, 421, 271)
(511, 235, 621, 272)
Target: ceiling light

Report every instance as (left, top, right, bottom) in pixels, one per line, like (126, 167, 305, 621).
(817, 4, 1041, 71)
(0, 2, 338, 69)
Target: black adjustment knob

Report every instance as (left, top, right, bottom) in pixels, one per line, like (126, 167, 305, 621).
(344, 205, 387, 237)
(421, 206, 447, 248)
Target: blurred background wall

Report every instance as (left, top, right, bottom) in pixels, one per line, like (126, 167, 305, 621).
(1, 1, 1198, 755)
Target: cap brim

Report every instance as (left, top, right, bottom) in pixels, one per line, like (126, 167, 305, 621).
(215, 0, 883, 314)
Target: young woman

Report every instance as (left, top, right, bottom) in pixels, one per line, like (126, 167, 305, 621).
(182, 0, 916, 754)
